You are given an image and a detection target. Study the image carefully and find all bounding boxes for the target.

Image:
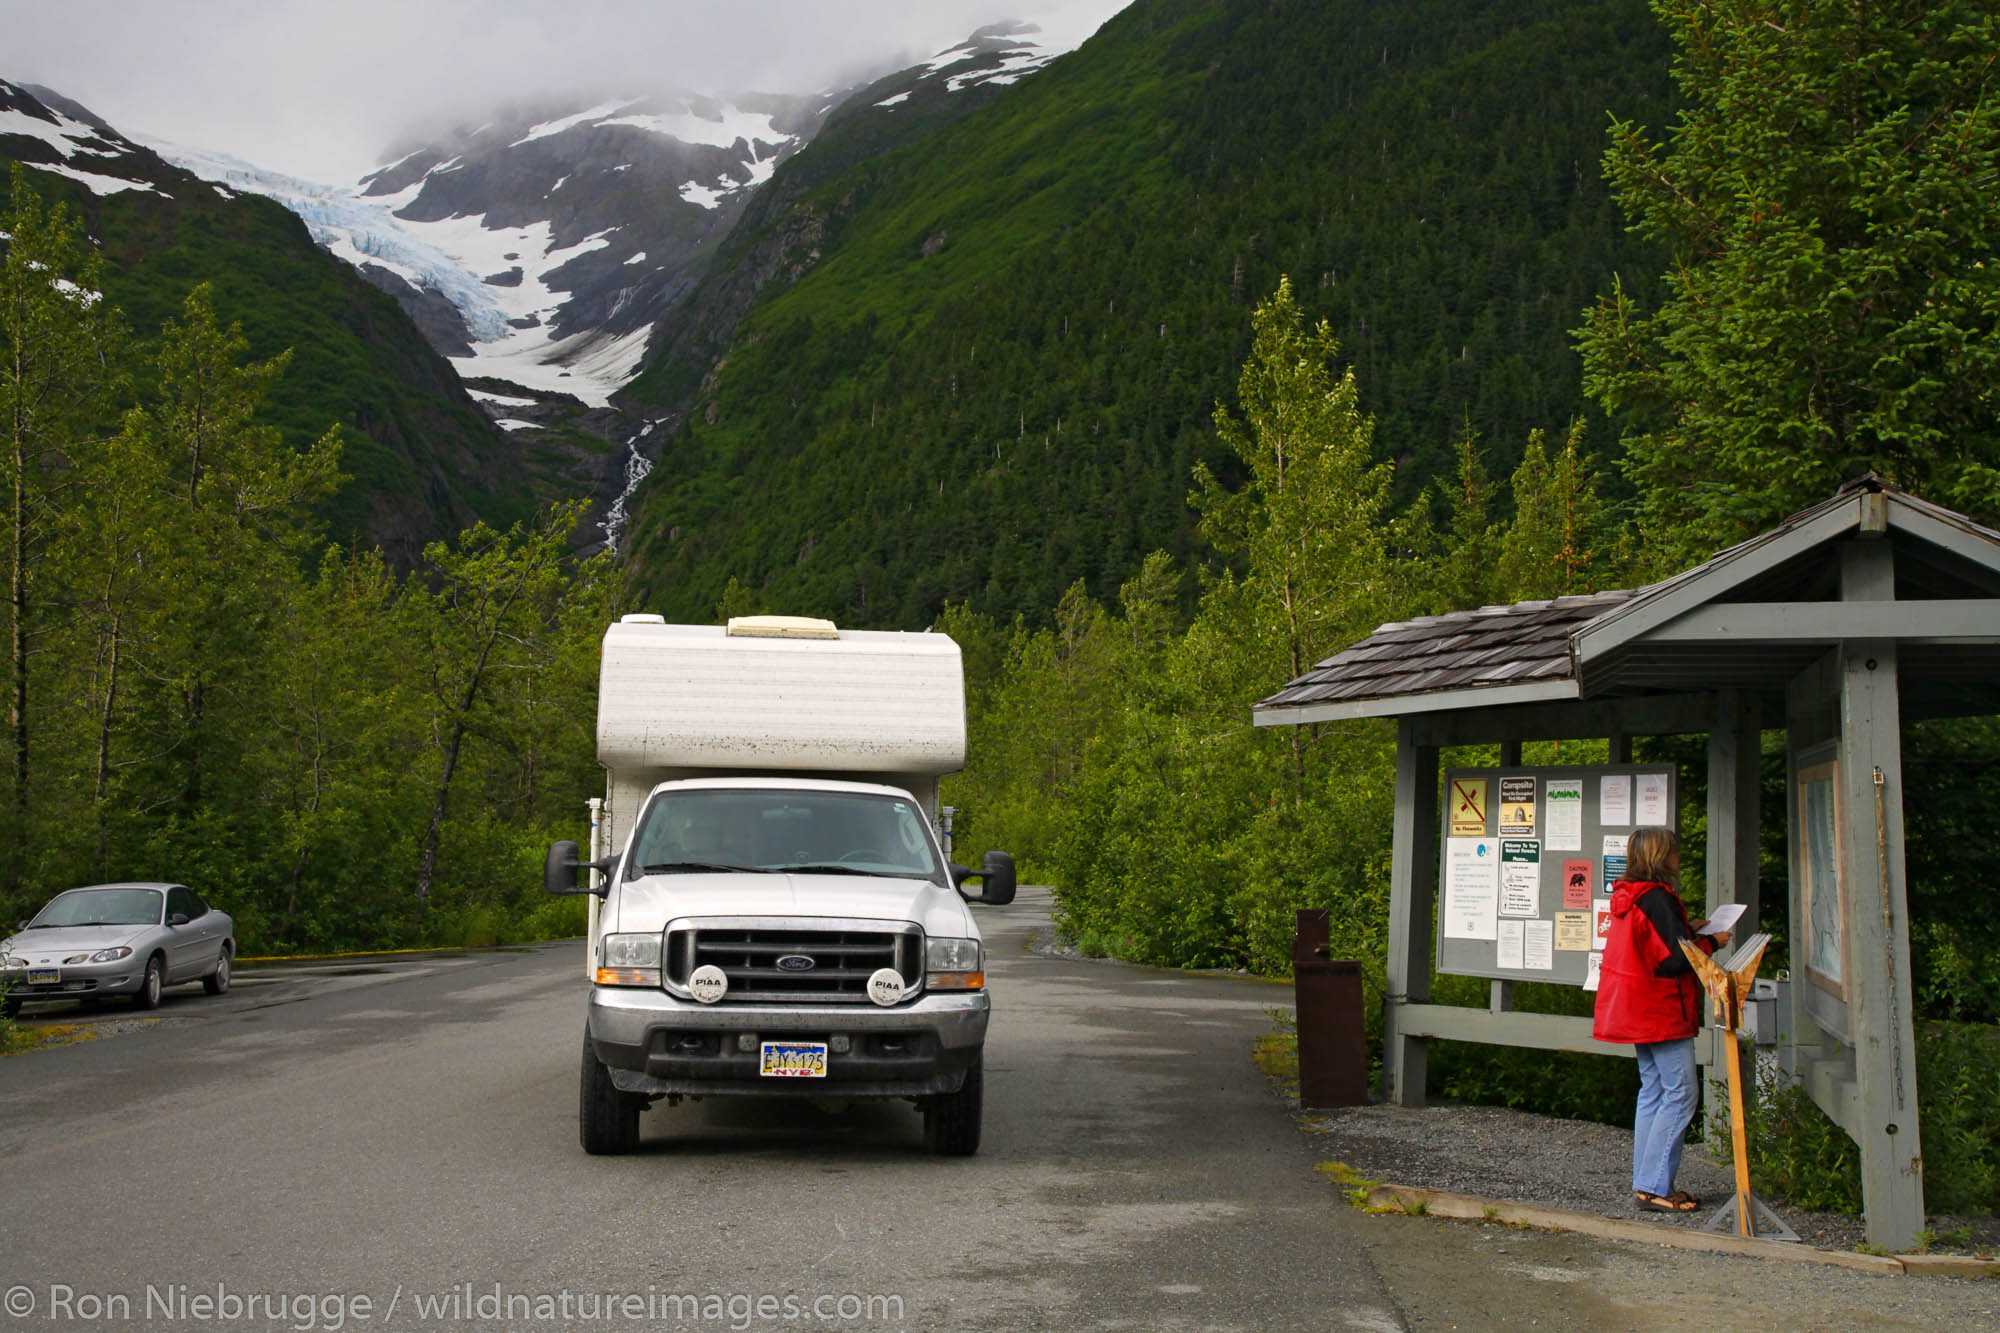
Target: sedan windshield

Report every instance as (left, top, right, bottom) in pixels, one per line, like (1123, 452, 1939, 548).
(630, 790, 944, 882)
(31, 888, 164, 928)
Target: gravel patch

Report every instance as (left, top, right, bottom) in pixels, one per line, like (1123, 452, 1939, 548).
(1300, 1099, 2000, 1256)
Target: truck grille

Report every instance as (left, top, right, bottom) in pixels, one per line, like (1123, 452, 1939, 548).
(665, 921, 922, 1003)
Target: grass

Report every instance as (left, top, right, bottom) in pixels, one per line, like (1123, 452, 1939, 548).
(0, 1021, 110, 1058)
(1252, 1006, 1301, 1098)
(1315, 1159, 1382, 1209)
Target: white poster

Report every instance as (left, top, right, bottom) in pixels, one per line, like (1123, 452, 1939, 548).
(1499, 839, 1541, 917)
(1496, 918, 1525, 970)
(1593, 898, 1613, 950)
(1524, 919, 1555, 971)
(1584, 951, 1604, 992)
(1544, 778, 1584, 851)
(1635, 772, 1670, 825)
(1599, 773, 1632, 826)
(1442, 837, 1501, 940)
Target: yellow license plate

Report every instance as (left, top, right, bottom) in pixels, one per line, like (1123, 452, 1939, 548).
(759, 1041, 828, 1078)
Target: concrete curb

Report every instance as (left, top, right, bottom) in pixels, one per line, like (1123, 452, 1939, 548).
(1361, 1185, 2000, 1277)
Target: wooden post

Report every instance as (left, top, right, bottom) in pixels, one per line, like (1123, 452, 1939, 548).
(1838, 541, 1925, 1252)
(1384, 720, 1439, 1106)
(1705, 689, 1762, 923)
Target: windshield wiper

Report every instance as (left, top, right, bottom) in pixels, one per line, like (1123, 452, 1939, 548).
(778, 864, 935, 880)
(639, 860, 772, 875)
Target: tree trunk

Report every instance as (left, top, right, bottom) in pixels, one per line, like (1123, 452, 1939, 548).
(8, 432, 25, 895)
(92, 609, 122, 877)
(414, 557, 539, 901)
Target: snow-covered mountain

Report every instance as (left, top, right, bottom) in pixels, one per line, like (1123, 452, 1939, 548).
(870, 20, 1076, 108)
(148, 89, 838, 407)
(139, 21, 1088, 412)
(1, 79, 178, 197)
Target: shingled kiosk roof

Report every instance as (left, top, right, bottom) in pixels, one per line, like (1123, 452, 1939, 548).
(1254, 476, 2000, 725)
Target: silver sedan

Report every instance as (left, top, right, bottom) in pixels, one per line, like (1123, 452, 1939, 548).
(1, 882, 234, 1015)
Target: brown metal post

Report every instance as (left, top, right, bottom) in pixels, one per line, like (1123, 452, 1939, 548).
(1294, 909, 1367, 1107)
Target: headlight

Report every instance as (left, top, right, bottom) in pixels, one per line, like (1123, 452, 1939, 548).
(90, 947, 132, 963)
(0, 954, 22, 969)
(596, 933, 661, 987)
(925, 936, 984, 990)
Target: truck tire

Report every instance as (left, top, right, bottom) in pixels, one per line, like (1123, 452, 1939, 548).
(578, 1032, 644, 1154)
(923, 1056, 982, 1156)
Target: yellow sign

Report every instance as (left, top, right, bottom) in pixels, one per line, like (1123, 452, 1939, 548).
(1449, 779, 1489, 837)
(1554, 911, 1593, 951)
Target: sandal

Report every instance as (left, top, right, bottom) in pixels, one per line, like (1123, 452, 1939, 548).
(1635, 1190, 1700, 1212)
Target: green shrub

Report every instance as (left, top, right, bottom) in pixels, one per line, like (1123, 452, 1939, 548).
(514, 894, 589, 943)
(1742, 1071, 1862, 1213)
(1912, 1022, 2000, 1214)
(1742, 1021, 2000, 1216)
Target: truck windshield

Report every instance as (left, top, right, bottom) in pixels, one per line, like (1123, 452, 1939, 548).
(629, 790, 945, 882)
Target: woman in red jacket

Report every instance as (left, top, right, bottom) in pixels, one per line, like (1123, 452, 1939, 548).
(1592, 826, 1729, 1212)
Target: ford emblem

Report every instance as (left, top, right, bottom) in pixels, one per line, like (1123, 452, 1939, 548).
(776, 954, 816, 973)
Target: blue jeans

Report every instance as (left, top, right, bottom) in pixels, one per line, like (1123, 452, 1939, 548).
(1632, 1038, 1698, 1197)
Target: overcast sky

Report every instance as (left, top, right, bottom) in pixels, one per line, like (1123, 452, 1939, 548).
(4, 0, 1133, 182)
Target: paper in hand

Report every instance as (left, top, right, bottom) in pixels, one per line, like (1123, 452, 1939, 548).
(1697, 902, 1746, 936)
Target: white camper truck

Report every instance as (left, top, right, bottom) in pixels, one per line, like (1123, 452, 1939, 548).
(546, 614, 1014, 1156)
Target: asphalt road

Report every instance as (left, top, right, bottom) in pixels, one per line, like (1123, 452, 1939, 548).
(0, 888, 1407, 1332)
(3, 889, 1994, 1332)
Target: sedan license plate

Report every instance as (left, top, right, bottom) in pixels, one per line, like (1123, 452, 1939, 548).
(27, 967, 58, 986)
(759, 1041, 828, 1078)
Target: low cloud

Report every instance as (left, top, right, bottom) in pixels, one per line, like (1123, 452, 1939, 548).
(5, 0, 1129, 182)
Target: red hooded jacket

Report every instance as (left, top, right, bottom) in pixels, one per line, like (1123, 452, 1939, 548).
(1592, 879, 1714, 1044)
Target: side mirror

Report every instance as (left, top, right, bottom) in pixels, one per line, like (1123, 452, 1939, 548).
(545, 841, 614, 897)
(167, 913, 190, 927)
(955, 851, 1015, 906)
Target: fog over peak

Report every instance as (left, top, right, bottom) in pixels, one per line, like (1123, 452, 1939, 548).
(3, 0, 1129, 182)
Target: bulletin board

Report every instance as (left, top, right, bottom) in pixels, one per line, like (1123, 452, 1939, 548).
(1435, 764, 1678, 988)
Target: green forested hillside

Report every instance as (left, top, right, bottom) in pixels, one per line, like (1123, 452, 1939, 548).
(618, 0, 1674, 625)
(0, 142, 542, 562)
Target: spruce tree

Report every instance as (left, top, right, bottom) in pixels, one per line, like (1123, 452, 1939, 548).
(1579, 0, 2000, 556)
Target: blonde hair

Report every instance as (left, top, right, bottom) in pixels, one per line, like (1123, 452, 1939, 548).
(1625, 825, 1680, 884)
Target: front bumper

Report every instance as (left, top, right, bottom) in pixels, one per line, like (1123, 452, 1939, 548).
(1, 960, 144, 1002)
(586, 985, 989, 1098)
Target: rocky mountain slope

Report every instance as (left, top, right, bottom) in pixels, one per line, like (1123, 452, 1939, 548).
(0, 79, 539, 561)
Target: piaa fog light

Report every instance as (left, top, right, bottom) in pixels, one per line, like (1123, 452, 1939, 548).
(689, 964, 729, 1004)
(867, 968, 905, 1007)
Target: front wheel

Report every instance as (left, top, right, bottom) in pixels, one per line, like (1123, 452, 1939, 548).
(203, 945, 232, 996)
(134, 955, 164, 1011)
(923, 1056, 983, 1156)
(578, 1032, 644, 1155)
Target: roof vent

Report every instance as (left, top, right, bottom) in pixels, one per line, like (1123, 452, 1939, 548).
(726, 615, 839, 640)
(620, 614, 666, 625)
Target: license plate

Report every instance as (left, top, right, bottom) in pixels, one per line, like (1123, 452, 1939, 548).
(759, 1041, 828, 1078)
(27, 967, 58, 986)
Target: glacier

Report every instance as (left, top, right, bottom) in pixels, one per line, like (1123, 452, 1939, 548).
(145, 141, 515, 343)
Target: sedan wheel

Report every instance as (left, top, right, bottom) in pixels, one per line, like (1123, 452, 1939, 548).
(135, 955, 164, 1011)
(203, 946, 232, 996)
